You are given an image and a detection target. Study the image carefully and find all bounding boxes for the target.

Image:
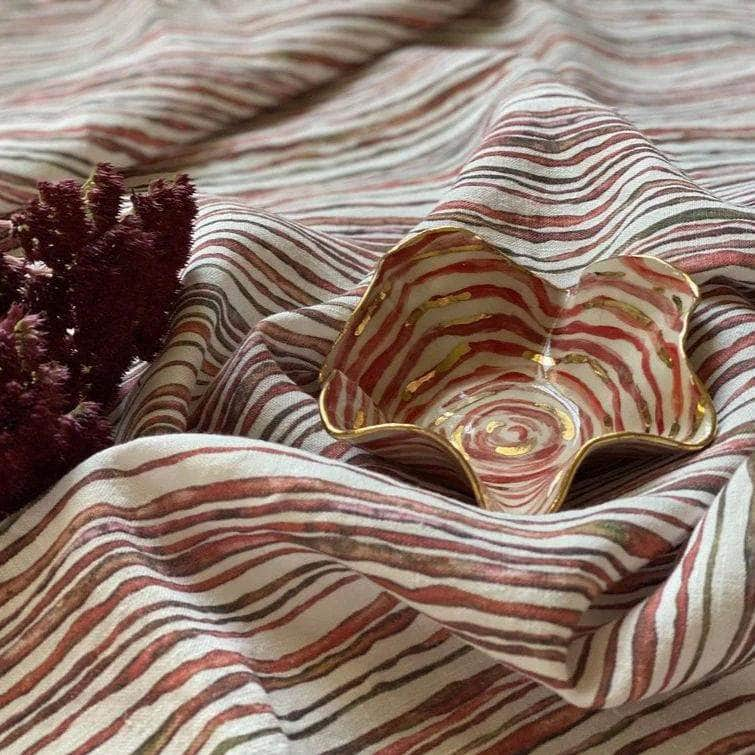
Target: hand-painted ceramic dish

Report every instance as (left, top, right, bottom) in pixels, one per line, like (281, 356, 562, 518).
(319, 227, 716, 514)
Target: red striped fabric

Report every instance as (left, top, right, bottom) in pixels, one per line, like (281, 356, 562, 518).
(0, 1, 753, 752)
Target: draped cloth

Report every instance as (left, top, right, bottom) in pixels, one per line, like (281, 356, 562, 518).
(0, 2, 753, 752)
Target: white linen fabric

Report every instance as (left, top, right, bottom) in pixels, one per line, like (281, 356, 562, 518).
(0, 2, 753, 753)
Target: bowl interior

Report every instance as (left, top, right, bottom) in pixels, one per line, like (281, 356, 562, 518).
(411, 376, 585, 511)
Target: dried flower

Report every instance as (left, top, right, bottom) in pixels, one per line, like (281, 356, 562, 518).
(0, 164, 197, 516)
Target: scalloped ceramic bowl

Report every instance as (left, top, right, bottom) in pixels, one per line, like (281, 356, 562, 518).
(319, 227, 715, 514)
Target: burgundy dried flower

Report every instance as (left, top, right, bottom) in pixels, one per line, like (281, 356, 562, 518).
(0, 164, 197, 516)
(0, 306, 105, 510)
(84, 162, 126, 233)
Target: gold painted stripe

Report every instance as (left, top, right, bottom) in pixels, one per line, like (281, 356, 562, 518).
(535, 402, 576, 441)
(640, 399, 652, 432)
(405, 291, 472, 325)
(523, 350, 557, 368)
(692, 399, 707, 433)
(354, 287, 391, 336)
(402, 343, 471, 401)
(585, 297, 653, 328)
(444, 312, 492, 328)
(560, 353, 609, 381)
(495, 441, 533, 457)
(450, 426, 470, 459)
(657, 346, 674, 367)
(432, 410, 455, 427)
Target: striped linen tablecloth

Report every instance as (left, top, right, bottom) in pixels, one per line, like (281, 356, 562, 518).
(0, 1, 753, 752)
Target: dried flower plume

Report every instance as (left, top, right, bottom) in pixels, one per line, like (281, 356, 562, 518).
(0, 164, 197, 516)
